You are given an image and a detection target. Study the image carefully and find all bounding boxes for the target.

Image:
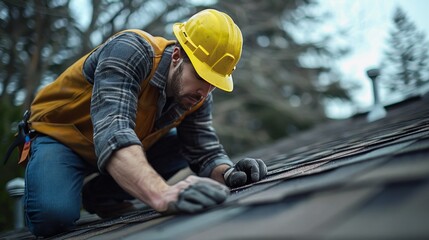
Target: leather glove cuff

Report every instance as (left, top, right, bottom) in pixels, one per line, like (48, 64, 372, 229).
(223, 167, 235, 182)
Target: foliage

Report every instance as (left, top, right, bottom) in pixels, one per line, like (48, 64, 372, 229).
(0, 101, 24, 232)
(0, 0, 353, 232)
(380, 7, 429, 97)
(0, 0, 80, 231)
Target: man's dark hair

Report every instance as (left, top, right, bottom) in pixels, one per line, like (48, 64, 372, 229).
(175, 42, 191, 63)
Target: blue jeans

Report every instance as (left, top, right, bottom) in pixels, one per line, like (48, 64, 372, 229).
(24, 129, 188, 237)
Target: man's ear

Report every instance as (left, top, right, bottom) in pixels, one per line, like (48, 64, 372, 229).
(172, 47, 181, 66)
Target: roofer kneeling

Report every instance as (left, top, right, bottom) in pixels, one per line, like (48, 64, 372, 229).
(9, 9, 267, 237)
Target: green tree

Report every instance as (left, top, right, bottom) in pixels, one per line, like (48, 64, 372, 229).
(0, 0, 79, 231)
(380, 7, 429, 96)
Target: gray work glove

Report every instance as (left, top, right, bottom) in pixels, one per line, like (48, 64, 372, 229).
(166, 178, 229, 214)
(223, 158, 267, 188)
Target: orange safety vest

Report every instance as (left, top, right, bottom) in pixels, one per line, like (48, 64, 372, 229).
(28, 29, 203, 166)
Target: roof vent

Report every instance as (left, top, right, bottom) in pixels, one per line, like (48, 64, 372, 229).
(366, 68, 386, 122)
(6, 178, 25, 230)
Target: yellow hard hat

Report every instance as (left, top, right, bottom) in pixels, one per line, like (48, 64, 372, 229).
(173, 9, 243, 92)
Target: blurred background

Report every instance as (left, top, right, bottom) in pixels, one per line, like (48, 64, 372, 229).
(1, 0, 428, 232)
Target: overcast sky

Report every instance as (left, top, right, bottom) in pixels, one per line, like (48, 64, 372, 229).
(320, 0, 429, 118)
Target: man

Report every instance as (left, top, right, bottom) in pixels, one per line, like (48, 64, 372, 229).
(21, 9, 267, 237)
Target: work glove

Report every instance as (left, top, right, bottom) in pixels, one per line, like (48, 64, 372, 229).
(165, 177, 229, 214)
(223, 158, 267, 188)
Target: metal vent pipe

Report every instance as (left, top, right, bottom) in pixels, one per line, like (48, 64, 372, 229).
(366, 68, 386, 122)
(6, 178, 26, 230)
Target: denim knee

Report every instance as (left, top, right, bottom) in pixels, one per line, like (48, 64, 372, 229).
(24, 135, 88, 237)
(26, 199, 80, 237)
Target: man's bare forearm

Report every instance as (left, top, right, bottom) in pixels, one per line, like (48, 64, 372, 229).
(210, 164, 231, 184)
(106, 145, 234, 213)
(106, 144, 172, 212)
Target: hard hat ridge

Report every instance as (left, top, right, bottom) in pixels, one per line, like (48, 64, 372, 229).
(173, 9, 243, 92)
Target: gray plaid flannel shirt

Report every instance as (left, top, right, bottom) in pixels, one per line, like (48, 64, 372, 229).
(82, 32, 233, 177)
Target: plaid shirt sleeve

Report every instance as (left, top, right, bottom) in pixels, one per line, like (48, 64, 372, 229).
(177, 94, 234, 177)
(83, 32, 154, 173)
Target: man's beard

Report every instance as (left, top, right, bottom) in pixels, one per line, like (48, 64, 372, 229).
(170, 62, 202, 110)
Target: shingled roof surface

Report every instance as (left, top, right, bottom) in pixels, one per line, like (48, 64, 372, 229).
(1, 93, 429, 240)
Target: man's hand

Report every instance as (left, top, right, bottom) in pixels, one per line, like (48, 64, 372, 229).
(162, 175, 229, 214)
(107, 145, 229, 215)
(223, 158, 267, 188)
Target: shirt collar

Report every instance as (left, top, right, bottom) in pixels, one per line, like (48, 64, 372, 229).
(149, 44, 174, 91)
(150, 44, 174, 120)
